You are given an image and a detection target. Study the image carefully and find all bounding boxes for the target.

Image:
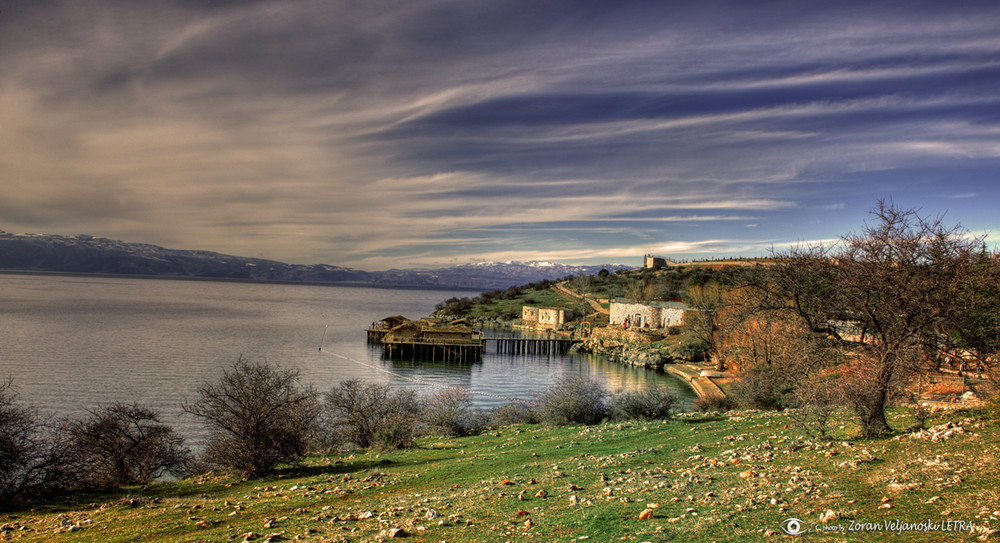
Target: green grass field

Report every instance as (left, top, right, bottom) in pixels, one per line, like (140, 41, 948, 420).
(3, 409, 996, 542)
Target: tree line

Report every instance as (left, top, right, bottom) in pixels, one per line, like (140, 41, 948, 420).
(1, 358, 677, 503)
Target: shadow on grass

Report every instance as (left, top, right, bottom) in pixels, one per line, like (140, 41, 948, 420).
(680, 414, 728, 424)
(1, 449, 461, 515)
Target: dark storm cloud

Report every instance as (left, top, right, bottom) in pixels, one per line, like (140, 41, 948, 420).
(2, 0, 1000, 268)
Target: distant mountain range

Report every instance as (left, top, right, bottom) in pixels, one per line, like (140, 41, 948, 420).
(0, 231, 632, 291)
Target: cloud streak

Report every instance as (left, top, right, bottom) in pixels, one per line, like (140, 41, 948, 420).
(2, 0, 1000, 268)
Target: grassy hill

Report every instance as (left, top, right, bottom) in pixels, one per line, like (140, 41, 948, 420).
(4, 408, 995, 542)
(431, 265, 742, 326)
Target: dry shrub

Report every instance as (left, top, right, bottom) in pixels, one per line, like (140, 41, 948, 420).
(694, 395, 735, 412)
(488, 401, 540, 427)
(421, 388, 486, 437)
(325, 379, 420, 451)
(536, 375, 609, 426)
(610, 387, 677, 421)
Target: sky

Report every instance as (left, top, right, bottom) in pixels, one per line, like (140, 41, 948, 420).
(2, 0, 999, 270)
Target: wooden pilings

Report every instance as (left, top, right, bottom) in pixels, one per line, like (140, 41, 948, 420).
(382, 340, 484, 362)
(367, 328, 388, 343)
(377, 336, 581, 361)
(489, 337, 578, 356)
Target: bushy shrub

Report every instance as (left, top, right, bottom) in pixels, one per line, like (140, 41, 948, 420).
(434, 297, 473, 317)
(610, 387, 677, 421)
(63, 402, 191, 489)
(536, 375, 609, 426)
(488, 401, 540, 427)
(184, 357, 320, 476)
(672, 338, 709, 361)
(325, 380, 420, 450)
(421, 389, 484, 437)
(694, 394, 736, 412)
(729, 362, 796, 410)
(982, 393, 1000, 421)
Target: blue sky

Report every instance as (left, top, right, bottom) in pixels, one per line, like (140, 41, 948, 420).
(2, 0, 999, 269)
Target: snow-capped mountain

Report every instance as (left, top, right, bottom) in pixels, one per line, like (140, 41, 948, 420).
(374, 261, 631, 290)
(0, 231, 632, 290)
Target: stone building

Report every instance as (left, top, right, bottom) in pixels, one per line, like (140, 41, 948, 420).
(521, 306, 566, 330)
(643, 254, 667, 269)
(609, 299, 690, 329)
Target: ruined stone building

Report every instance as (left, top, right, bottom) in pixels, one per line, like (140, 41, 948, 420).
(609, 299, 690, 329)
(520, 306, 566, 330)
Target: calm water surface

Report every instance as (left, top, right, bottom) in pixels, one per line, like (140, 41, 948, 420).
(0, 274, 694, 444)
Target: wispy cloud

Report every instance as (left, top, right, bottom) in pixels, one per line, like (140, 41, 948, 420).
(2, 0, 1000, 268)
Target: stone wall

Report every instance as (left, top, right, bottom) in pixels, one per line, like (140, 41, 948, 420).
(589, 326, 661, 345)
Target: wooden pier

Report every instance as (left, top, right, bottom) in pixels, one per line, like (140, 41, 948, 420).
(367, 316, 580, 361)
(487, 337, 580, 356)
(371, 316, 485, 362)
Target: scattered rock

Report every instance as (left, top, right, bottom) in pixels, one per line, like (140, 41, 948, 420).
(639, 509, 654, 520)
(380, 527, 409, 538)
(902, 422, 967, 442)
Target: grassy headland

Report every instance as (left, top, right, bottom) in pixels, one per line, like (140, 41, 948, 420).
(3, 408, 995, 542)
(431, 266, 738, 326)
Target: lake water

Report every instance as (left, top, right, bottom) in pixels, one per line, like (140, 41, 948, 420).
(0, 273, 695, 444)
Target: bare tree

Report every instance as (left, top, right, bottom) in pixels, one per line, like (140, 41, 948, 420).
(184, 357, 320, 476)
(64, 402, 190, 489)
(753, 201, 984, 436)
